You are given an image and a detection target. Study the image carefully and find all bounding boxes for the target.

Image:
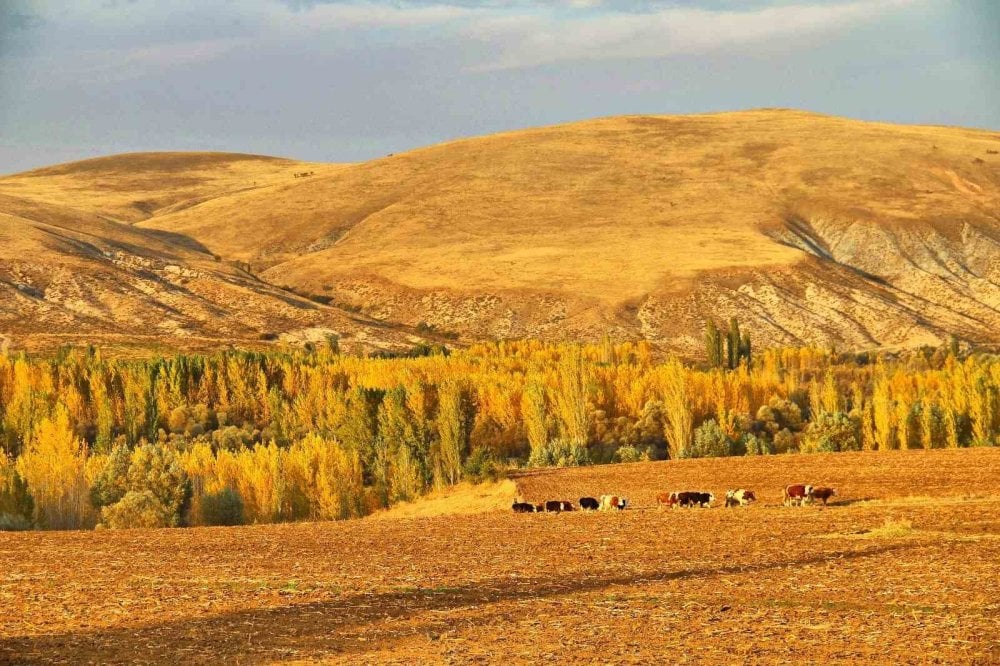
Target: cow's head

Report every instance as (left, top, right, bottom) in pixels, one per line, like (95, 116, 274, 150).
(744, 490, 757, 502)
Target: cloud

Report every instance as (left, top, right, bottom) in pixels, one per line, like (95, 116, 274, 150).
(270, 0, 918, 69)
(460, 0, 919, 70)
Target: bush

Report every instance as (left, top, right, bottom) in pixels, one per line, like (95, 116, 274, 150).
(101, 490, 173, 529)
(686, 419, 736, 458)
(613, 445, 644, 463)
(199, 487, 245, 526)
(0, 468, 34, 521)
(801, 411, 860, 453)
(94, 443, 192, 528)
(462, 448, 503, 483)
(528, 439, 590, 468)
(0, 513, 33, 531)
(741, 432, 773, 456)
(125, 444, 191, 526)
(90, 443, 131, 508)
(774, 428, 798, 454)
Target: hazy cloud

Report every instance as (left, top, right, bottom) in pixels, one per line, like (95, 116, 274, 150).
(0, 0, 996, 173)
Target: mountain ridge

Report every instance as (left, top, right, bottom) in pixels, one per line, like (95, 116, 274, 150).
(2, 109, 999, 355)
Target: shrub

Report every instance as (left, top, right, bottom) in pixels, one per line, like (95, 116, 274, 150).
(801, 411, 860, 453)
(756, 397, 804, 435)
(741, 432, 773, 456)
(0, 513, 33, 531)
(199, 487, 245, 526)
(528, 438, 590, 468)
(613, 445, 644, 463)
(773, 428, 798, 454)
(90, 443, 130, 508)
(0, 467, 34, 522)
(462, 447, 503, 483)
(686, 419, 736, 458)
(101, 490, 173, 529)
(95, 444, 191, 528)
(125, 444, 191, 526)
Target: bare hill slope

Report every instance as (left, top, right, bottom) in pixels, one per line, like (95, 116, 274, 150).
(3, 110, 999, 353)
(0, 180, 409, 354)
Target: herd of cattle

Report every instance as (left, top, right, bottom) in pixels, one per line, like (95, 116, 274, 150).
(512, 484, 838, 513)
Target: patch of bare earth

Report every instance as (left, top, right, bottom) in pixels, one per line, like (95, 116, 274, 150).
(1, 448, 998, 664)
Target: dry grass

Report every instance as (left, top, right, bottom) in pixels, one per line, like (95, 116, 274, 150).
(2, 110, 1000, 353)
(0, 152, 340, 223)
(2, 447, 998, 664)
(367, 479, 517, 520)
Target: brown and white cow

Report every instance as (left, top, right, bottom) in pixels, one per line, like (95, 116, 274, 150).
(725, 489, 756, 507)
(812, 487, 837, 505)
(599, 495, 629, 511)
(656, 491, 678, 509)
(783, 484, 814, 506)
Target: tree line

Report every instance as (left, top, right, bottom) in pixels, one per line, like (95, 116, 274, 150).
(0, 337, 996, 530)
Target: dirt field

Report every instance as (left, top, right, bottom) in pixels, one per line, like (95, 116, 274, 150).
(2, 448, 999, 664)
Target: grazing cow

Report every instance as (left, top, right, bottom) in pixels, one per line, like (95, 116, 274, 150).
(812, 487, 837, 505)
(688, 491, 714, 507)
(783, 484, 814, 506)
(579, 496, 600, 511)
(725, 489, 756, 507)
(544, 500, 574, 512)
(512, 502, 535, 513)
(599, 495, 629, 511)
(666, 491, 712, 507)
(656, 491, 679, 509)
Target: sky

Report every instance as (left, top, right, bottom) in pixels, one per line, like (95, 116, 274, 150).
(0, 0, 998, 173)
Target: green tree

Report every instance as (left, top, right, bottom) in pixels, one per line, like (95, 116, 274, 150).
(726, 318, 741, 370)
(704, 321, 723, 369)
(687, 419, 736, 458)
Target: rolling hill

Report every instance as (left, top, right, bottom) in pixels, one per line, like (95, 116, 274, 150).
(2, 110, 999, 354)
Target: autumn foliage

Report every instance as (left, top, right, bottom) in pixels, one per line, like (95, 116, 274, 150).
(0, 340, 996, 530)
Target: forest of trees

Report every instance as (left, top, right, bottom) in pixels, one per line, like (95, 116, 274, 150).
(1, 337, 997, 530)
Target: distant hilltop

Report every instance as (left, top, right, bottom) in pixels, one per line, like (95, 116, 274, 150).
(1, 109, 999, 355)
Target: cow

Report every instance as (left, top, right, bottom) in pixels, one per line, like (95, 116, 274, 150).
(812, 487, 837, 506)
(687, 491, 714, 507)
(783, 484, 814, 506)
(599, 495, 629, 511)
(664, 491, 712, 507)
(725, 489, 756, 507)
(579, 496, 600, 511)
(656, 491, 679, 509)
(512, 502, 535, 513)
(545, 500, 574, 512)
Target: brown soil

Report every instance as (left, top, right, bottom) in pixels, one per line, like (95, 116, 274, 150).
(2, 448, 998, 664)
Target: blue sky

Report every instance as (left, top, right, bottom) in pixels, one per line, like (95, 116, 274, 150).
(0, 0, 997, 173)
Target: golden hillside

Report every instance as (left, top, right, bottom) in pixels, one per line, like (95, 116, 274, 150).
(3, 110, 999, 353)
(0, 154, 410, 354)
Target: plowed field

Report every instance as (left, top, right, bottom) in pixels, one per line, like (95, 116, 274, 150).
(2, 448, 999, 664)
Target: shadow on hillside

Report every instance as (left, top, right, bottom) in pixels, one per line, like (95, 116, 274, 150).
(1, 542, 919, 664)
(140, 228, 216, 256)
